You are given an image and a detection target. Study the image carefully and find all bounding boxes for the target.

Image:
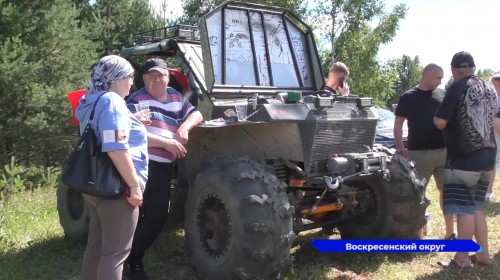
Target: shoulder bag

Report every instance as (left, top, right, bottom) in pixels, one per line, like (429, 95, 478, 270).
(61, 92, 123, 199)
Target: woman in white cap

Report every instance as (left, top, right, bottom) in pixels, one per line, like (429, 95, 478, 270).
(76, 55, 148, 280)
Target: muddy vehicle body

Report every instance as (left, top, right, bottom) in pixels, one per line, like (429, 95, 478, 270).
(57, 2, 429, 279)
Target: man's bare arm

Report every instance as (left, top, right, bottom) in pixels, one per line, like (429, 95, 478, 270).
(175, 111, 204, 145)
(434, 117, 448, 130)
(393, 116, 407, 158)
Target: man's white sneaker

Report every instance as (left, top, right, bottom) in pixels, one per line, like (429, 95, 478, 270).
(485, 192, 493, 201)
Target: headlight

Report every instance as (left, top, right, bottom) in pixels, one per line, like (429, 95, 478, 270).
(357, 97, 373, 109)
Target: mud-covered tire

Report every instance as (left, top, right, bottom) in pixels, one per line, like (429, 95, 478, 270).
(339, 146, 429, 239)
(185, 156, 295, 280)
(56, 180, 89, 242)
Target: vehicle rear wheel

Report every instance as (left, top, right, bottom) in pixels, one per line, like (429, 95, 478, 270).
(185, 156, 295, 280)
(339, 147, 428, 239)
(56, 180, 89, 242)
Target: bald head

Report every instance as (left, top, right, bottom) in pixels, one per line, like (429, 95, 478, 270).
(422, 63, 443, 75)
(419, 63, 443, 90)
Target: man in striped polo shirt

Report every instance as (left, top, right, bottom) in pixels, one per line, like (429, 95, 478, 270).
(125, 58, 203, 279)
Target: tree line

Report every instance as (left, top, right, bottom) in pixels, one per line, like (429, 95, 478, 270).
(0, 0, 169, 168)
(1, 0, 480, 169)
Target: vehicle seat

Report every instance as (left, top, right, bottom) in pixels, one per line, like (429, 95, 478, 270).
(67, 89, 87, 126)
(168, 68, 190, 95)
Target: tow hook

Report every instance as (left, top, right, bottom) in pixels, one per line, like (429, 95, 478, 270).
(325, 176, 340, 190)
(383, 170, 391, 182)
(309, 176, 341, 212)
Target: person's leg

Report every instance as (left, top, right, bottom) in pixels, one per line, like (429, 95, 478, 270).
(472, 171, 493, 265)
(453, 214, 474, 267)
(472, 210, 492, 265)
(82, 196, 102, 280)
(408, 150, 437, 237)
(408, 150, 433, 188)
(439, 191, 455, 238)
(433, 148, 455, 238)
(127, 161, 173, 273)
(486, 164, 496, 201)
(440, 161, 478, 268)
(96, 196, 138, 280)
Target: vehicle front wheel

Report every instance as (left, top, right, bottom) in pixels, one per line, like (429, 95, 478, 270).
(185, 156, 295, 280)
(339, 147, 429, 239)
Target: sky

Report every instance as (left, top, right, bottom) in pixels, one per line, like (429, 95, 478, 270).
(151, 0, 500, 83)
(150, 0, 182, 17)
(378, 0, 500, 83)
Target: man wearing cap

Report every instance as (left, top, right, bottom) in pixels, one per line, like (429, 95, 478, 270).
(486, 70, 500, 201)
(434, 52, 496, 268)
(124, 58, 203, 279)
(393, 63, 454, 239)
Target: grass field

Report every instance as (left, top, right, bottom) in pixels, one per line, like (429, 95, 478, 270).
(0, 179, 498, 280)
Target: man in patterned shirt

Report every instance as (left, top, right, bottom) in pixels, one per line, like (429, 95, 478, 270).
(434, 52, 495, 268)
(124, 58, 203, 279)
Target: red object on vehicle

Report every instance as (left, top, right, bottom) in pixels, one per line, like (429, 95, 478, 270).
(67, 89, 86, 126)
(168, 69, 190, 94)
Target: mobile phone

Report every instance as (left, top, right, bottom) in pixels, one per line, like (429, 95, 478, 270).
(338, 76, 347, 89)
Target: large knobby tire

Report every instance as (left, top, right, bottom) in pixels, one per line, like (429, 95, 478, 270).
(185, 156, 295, 280)
(339, 146, 429, 239)
(56, 180, 90, 242)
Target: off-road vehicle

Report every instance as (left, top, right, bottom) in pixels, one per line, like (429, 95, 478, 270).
(57, 1, 429, 279)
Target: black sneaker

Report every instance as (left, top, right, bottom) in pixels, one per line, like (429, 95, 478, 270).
(123, 259, 149, 280)
(445, 233, 457, 240)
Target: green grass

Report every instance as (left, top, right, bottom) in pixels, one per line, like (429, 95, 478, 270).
(0, 180, 499, 280)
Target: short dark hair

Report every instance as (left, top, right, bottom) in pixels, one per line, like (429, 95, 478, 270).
(330, 61, 350, 76)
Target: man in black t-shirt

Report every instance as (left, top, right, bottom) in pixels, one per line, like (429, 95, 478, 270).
(394, 63, 454, 239)
(434, 52, 495, 268)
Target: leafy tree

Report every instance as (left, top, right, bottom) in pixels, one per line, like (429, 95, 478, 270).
(308, 0, 406, 59)
(476, 68, 493, 81)
(444, 69, 492, 91)
(392, 55, 422, 95)
(0, 0, 96, 166)
(151, 0, 181, 27)
(87, 0, 161, 56)
(309, 0, 407, 106)
(69, 0, 94, 24)
(387, 55, 422, 106)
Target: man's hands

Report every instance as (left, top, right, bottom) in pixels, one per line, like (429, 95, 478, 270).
(133, 109, 152, 126)
(393, 115, 407, 158)
(174, 129, 189, 145)
(170, 129, 190, 158)
(126, 184, 143, 207)
(146, 129, 191, 159)
(164, 138, 187, 159)
(397, 148, 408, 159)
(338, 82, 350, 96)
